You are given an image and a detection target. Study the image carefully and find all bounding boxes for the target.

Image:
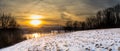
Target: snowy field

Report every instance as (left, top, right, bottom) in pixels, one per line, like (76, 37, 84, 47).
(1, 28, 120, 51)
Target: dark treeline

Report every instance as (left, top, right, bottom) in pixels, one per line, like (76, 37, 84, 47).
(64, 4, 120, 31)
(0, 14, 20, 29)
(0, 14, 25, 48)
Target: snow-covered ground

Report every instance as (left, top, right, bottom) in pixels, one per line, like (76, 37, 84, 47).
(1, 28, 120, 51)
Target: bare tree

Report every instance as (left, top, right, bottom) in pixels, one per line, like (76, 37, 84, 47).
(0, 14, 19, 29)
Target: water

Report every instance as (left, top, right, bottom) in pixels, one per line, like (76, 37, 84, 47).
(23, 32, 57, 40)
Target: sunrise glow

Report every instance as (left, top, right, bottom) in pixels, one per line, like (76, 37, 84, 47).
(30, 14, 43, 19)
(29, 14, 43, 26)
(30, 20, 41, 26)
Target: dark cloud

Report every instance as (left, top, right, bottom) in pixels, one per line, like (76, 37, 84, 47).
(1, 0, 120, 13)
(82, 0, 120, 9)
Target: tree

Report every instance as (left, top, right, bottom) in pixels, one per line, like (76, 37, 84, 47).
(73, 21, 79, 30)
(64, 21, 73, 31)
(0, 14, 19, 29)
(85, 4, 120, 29)
(64, 4, 120, 31)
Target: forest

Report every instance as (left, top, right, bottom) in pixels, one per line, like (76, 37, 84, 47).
(64, 4, 120, 31)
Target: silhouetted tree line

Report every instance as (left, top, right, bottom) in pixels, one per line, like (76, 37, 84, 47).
(64, 4, 120, 31)
(0, 14, 20, 29)
(0, 14, 25, 48)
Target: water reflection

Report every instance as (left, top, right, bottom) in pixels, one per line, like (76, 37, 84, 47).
(33, 33, 39, 38)
(23, 33, 56, 40)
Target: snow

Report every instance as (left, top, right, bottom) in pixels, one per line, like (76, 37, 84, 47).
(1, 28, 120, 51)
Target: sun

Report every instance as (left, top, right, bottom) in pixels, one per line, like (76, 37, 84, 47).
(30, 20, 41, 26)
(30, 14, 43, 19)
(29, 14, 43, 27)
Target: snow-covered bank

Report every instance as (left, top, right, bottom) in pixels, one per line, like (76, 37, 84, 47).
(1, 28, 120, 51)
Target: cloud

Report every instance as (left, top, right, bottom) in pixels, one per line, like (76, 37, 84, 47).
(0, 0, 120, 25)
(1, 0, 119, 16)
(82, 0, 120, 8)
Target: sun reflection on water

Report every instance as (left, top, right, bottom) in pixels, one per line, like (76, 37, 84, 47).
(23, 33, 40, 39)
(23, 33, 55, 40)
(33, 33, 39, 38)
(23, 30, 65, 40)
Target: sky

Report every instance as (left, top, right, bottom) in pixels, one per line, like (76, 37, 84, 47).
(0, 0, 120, 27)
